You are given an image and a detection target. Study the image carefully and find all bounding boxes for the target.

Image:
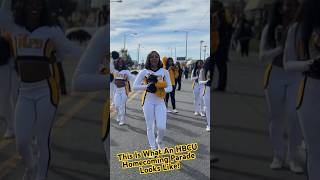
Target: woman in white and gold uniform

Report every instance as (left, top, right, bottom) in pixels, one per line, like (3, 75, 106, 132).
(191, 60, 205, 117)
(133, 51, 172, 150)
(1, 0, 81, 179)
(284, 0, 320, 178)
(112, 57, 136, 125)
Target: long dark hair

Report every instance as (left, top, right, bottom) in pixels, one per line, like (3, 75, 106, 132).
(145, 51, 163, 71)
(165, 57, 174, 70)
(299, 0, 320, 58)
(267, 0, 283, 47)
(267, 0, 299, 47)
(13, 0, 54, 29)
(192, 60, 203, 77)
(114, 58, 128, 71)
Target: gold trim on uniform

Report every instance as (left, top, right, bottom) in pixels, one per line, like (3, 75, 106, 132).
(47, 76, 60, 107)
(102, 99, 110, 140)
(141, 91, 147, 106)
(263, 64, 273, 89)
(52, 63, 60, 83)
(125, 80, 130, 96)
(296, 76, 308, 110)
(44, 39, 56, 58)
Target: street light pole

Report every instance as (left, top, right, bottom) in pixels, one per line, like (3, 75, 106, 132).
(203, 45, 207, 60)
(138, 43, 140, 63)
(174, 30, 188, 61)
(123, 34, 126, 50)
(185, 31, 188, 61)
(200, 40, 204, 60)
(175, 47, 177, 61)
(123, 32, 138, 50)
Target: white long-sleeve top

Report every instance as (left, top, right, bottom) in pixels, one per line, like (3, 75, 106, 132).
(199, 69, 210, 85)
(283, 23, 314, 72)
(259, 25, 283, 64)
(133, 68, 172, 102)
(72, 25, 109, 92)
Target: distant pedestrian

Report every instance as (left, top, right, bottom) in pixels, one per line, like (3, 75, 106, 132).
(183, 66, 189, 79)
(175, 62, 183, 90)
(235, 17, 252, 57)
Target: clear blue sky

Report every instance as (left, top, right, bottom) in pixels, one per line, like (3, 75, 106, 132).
(110, 0, 210, 63)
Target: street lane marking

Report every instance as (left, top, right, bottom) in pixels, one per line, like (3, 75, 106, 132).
(0, 90, 140, 178)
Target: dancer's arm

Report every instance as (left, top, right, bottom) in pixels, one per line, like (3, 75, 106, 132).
(259, 25, 283, 63)
(133, 69, 148, 91)
(199, 69, 208, 84)
(72, 25, 110, 92)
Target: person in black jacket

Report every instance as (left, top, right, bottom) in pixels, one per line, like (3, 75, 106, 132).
(213, 1, 232, 92)
(175, 61, 183, 90)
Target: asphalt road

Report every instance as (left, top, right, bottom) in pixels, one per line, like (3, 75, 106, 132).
(212, 51, 307, 180)
(110, 79, 210, 180)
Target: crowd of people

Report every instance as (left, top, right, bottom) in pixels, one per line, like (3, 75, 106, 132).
(213, 0, 320, 179)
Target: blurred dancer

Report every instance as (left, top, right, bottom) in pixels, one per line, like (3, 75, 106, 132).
(284, 0, 320, 178)
(199, 57, 212, 131)
(259, 0, 303, 173)
(72, 25, 110, 165)
(1, 0, 81, 179)
(212, 0, 232, 91)
(0, 0, 18, 139)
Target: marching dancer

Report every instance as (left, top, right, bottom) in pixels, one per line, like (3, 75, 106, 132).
(191, 60, 206, 117)
(259, 0, 303, 172)
(112, 56, 136, 125)
(199, 57, 212, 132)
(1, 0, 81, 179)
(284, 0, 320, 178)
(133, 51, 172, 150)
